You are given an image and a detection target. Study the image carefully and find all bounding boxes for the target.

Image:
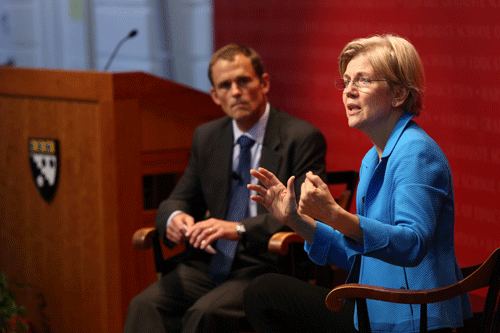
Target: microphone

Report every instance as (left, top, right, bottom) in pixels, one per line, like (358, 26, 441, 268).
(231, 172, 243, 184)
(103, 29, 138, 71)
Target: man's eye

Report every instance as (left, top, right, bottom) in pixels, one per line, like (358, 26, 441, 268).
(219, 82, 231, 89)
(237, 78, 250, 85)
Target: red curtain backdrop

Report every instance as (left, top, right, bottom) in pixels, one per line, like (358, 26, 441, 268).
(214, 0, 500, 291)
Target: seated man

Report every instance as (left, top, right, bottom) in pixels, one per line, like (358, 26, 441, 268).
(123, 44, 327, 333)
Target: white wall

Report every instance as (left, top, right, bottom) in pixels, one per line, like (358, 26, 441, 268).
(165, 0, 213, 91)
(0, 0, 213, 92)
(0, 1, 44, 68)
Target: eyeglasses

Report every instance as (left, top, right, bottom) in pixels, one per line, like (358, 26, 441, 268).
(334, 77, 388, 91)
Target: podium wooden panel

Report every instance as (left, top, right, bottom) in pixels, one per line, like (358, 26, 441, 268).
(0, 67, 222, 333)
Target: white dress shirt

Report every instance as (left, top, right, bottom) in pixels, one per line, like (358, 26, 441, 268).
(167, 103, 270, 226)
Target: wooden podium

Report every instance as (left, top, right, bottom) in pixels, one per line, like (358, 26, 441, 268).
(0, 68, 222, 333)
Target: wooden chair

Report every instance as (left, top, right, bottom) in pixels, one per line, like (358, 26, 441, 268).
(267, 170, 359, 287)
(133, 170, 358, 280)
(325, 246, 500, 333)
(132, 227, 186, 280)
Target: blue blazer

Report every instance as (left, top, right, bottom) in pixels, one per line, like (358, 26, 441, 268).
(306, 113, 472, 332)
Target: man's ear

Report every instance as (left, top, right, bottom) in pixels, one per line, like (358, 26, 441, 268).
(260, 73, 270, 95)
(392, 86, 409, 108)
(210, 87, 221, 105)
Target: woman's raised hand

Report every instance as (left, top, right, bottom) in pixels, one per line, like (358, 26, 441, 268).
(248, 167, 298, 226)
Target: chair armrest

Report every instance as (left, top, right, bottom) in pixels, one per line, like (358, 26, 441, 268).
(133, 227, 157, 250)
(133, 227, 187, 259)
(325, 248, 500, 312)
(326, 277, 486, 312)
(268, 231, 305, 256)
(326, 283, 439, 312)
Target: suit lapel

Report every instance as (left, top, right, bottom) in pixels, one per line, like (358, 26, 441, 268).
(258, 107, 283, 215)
(260, 107, 283, 174)
(212, 120, 234, 219)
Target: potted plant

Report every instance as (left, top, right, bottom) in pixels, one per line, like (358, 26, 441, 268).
(0, 271, 29, 333)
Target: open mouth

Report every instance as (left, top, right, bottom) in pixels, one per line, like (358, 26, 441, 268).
(347, 103, 361, 114)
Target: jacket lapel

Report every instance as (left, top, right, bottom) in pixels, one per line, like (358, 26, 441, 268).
(213, 119, 234, 219)
(257, 107, 283, 215)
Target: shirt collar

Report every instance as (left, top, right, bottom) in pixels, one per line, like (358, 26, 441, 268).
(232, 103, 270, 145)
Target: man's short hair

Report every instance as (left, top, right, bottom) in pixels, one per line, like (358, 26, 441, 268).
(208, 44, 265, 86)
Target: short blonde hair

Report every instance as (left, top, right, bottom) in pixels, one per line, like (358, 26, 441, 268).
(338, 35, 425, 115)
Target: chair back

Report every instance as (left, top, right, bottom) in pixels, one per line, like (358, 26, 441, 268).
(326, 170, 358, 211)
(291, 170, 358, 286)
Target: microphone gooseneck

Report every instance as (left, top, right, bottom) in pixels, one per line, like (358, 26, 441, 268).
(103, 29, 138, 71)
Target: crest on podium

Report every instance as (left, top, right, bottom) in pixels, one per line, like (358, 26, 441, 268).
(28, 138, 59, 203)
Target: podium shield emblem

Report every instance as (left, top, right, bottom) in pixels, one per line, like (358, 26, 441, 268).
(29, 138, 59, 203)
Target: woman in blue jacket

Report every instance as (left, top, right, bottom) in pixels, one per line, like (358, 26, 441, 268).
(244, 34, 472, 332)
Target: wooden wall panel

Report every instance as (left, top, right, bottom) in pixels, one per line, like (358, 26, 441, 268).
(0, 95, 110, 332)
(0, 68, 221, 332)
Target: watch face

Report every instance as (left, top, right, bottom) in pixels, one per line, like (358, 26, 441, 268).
(236, 223, 246, 234)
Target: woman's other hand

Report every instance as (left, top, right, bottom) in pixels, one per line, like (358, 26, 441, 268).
(298, 171, 338, 224)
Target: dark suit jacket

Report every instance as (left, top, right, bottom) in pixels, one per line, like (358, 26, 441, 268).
(155, 106, 327, 268)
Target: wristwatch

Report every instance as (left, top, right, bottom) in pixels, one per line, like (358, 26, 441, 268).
(236, 223, 246, 236)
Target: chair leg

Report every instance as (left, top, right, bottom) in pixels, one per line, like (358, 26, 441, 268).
(480, 259, 500, 331)
(420, 303, 427, 333)
(491, 304, 499, 333)
(152, 233, 164, 274)
(356, 298, 372, 333)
